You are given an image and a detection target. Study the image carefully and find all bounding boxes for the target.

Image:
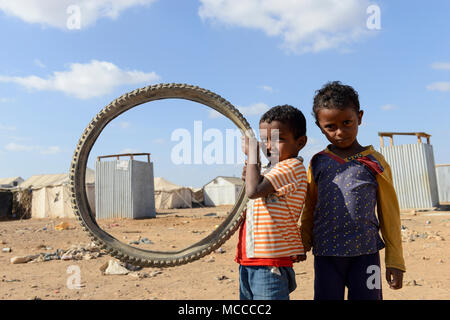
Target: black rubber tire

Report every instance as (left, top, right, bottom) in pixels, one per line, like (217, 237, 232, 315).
(69, 83, 252, 267)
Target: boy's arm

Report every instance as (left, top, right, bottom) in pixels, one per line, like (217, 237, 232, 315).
(245, 164, 275, 199)
(300, 164, 317, 252)
(375, 157, 406, 273)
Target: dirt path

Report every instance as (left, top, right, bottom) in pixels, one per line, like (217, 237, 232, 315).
(1, 206, 449, 300)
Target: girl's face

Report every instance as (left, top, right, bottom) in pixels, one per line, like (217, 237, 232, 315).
(316, 106, 363, 150)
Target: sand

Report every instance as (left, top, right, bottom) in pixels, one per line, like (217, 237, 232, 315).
(0, 205, 449, 300)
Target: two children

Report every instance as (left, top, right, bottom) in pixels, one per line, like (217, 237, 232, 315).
(238, 81, 405, 300)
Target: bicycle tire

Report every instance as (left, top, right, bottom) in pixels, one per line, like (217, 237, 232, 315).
(69, 83, 252, 267)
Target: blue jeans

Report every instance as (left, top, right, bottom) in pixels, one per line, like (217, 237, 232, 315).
(239, 265, 297, 300)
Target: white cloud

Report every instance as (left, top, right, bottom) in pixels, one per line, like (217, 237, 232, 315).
(199, 0, 371, 53)
(0, 124, 16, 131)
(120, 148, 140, 154)
(431, 62, 450, 70)
(427, 82, 450, 92)
(0, 0, 156, 30)
(208, 102, 269, 118)
(152, 138, 166, 144)
(380, 104, 397, 111)
(260, 85, 274, 93)
(119, 121, 131, 129)
(238, 102, 269, 116)
(0, 60, 161, 99)
(34, 59, 46, 68)
(5, 142, 62, 154)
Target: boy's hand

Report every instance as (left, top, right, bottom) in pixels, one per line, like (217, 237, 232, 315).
(291, 254, 307, 263)
(386, 267, 404, 290)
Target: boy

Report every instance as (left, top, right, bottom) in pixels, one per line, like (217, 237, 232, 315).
(301, 81, 405, 300)
(237, 104, 308, 300)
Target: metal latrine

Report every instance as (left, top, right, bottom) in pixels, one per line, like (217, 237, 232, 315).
(436, 164, 450, 204)
(379, 132, 439, 210)
(95, 153, 156, 219)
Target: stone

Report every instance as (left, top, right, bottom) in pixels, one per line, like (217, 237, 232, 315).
(104, 260, 129, 275)
(10, 255, 38, 264)
(2, 248, 11, 253)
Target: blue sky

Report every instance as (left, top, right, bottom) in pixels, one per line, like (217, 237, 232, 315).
(0, 0, 449, 188)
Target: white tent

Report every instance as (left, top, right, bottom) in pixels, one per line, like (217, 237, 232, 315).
(154, 177, 192, 209)
(0, 176, 24, 189)
(20, 169, 95, 219)
(203, 176, 244, 206)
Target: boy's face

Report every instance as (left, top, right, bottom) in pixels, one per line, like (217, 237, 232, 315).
(316, 105, 363, 150)
(259, 120, 307, 163)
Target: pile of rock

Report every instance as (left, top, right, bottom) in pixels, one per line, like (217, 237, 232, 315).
(401, 227, 445, 242)
(10, 242, 104, 264)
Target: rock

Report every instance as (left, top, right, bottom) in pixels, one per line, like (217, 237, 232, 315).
(140, 238, 153, 244)
(421, 256, 430, 260)
(2, 248, 11, 253)
(129, 240, 140, 245)
(10, 255, 38, 264)
(425, 220, 431, 225)
(61, 254, 73, 261)
(406, 280, 418, 286)
(103, 260, 129, 275)
(216, 247, 225, 254)
(205, 256, 215, 263)
(124, 263, 142, 272)
(216, 275, 229, 281)
(150, 270, 162, 277)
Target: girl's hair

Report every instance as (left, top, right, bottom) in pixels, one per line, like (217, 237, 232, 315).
(260, 104, 306, 138)
(312, 81, 360, 120)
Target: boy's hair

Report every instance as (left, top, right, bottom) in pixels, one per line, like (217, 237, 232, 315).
(312, 81, 360, 120)
(259, 104, 306, 138)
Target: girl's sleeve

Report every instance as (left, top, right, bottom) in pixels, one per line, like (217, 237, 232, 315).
(375, 155, 406, 272)
(300, 164, 317, 253)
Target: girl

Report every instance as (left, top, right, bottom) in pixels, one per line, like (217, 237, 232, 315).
(301, 81, 405, 300)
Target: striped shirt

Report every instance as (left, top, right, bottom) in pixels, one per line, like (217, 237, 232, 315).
(243, 157, 307, 259)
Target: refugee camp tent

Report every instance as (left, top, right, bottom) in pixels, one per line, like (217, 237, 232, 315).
(0, 177, 24, 189)
(0, 189, 12, 219)
(19, 169, 95, 218)
(154, 177, 192, 209)
(203, 176, 244, 206)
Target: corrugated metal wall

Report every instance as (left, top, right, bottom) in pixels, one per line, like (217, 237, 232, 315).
(379, 143, 439, 209)
(95, 159, 156, 219)
(436, 164, 450, 204)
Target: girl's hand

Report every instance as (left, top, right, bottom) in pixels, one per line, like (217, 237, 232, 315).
(386, 267, 404, 289)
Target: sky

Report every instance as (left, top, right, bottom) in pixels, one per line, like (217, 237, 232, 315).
(0, 0, 449, 188)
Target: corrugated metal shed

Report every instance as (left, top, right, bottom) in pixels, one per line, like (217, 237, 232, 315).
(95, 153, 156, 219)
(379, 132, 439, 210)
(436, 164, 450, 204)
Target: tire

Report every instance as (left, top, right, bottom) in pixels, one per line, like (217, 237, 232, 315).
(69, 83, 252, 267)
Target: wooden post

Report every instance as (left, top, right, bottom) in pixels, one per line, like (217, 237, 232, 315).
(380, 136, 384, 148)
(389, 136, 394, 147)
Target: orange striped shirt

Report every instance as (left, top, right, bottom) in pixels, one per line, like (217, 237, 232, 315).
(245, 157, 307, 258)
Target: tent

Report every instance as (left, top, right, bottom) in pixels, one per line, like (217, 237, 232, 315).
(0, 176, 24, 189)
(19, 169, 95, 219)
(203, 176, 244, 206)
(154, 177, 192, 209)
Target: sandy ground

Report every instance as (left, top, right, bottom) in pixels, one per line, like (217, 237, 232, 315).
(0, 205, 449, 300)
